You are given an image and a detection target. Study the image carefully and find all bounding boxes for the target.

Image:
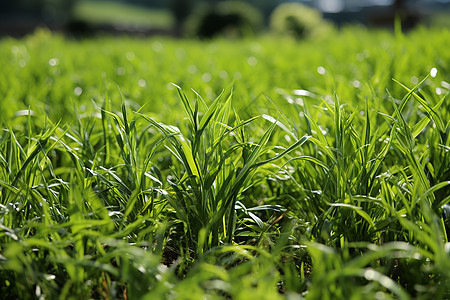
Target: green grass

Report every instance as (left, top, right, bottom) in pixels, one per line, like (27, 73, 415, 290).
(73, 0, 174, 28)
(0, 26, 449, 299)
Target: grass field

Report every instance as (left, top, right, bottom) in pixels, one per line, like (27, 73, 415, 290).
(0, 26, 449, 299)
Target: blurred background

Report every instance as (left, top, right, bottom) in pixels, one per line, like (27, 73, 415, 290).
(0, 0, 449, 38)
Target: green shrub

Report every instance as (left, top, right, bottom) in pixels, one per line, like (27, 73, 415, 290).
(270, 2, 332, 39)
(185, 1, 263, 38)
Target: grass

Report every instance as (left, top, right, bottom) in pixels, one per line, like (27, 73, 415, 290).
(0, 26, 449, 299)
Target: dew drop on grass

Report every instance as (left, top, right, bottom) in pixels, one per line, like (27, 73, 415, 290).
(441, 81, 450, 89)
(116, 67, 125, 76)
(410, 76, 419, 84)
(364, 269, 376, 281)
(219, 70, 228, 79)
(375, 291, 386, 300)
(138, 265, 146, 274)
(284, 95, 294, 104)
(44, 274, 56, 281)
(317, 66, 326, 75)
(247, 56, 257, 66)
(202, 72, 212, 82)
(445, 243, 450, 255)
(15, 110, 35, 116)
(138, 79, 147, 87)
(436, 87, 443, 95)
(352, 80, 361, 88)
(430, 67, 438, 78)
(166, 83, 175, 90)
(74, 87, 82, 96)
(48, 58, 59, 66)
(293, 89, 314, 97)
(125, 51, 135, 61)
(284, 135, 291, 142)
(188, 65, 197, 74)
(295, 98, 304, 106)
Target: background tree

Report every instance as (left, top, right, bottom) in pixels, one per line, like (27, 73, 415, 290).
(169, 0, 194, 36)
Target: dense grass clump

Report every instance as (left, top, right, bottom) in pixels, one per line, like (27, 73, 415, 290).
(0, 27, 449, 299)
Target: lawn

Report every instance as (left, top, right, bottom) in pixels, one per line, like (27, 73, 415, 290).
(0, 26, 449, 299)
